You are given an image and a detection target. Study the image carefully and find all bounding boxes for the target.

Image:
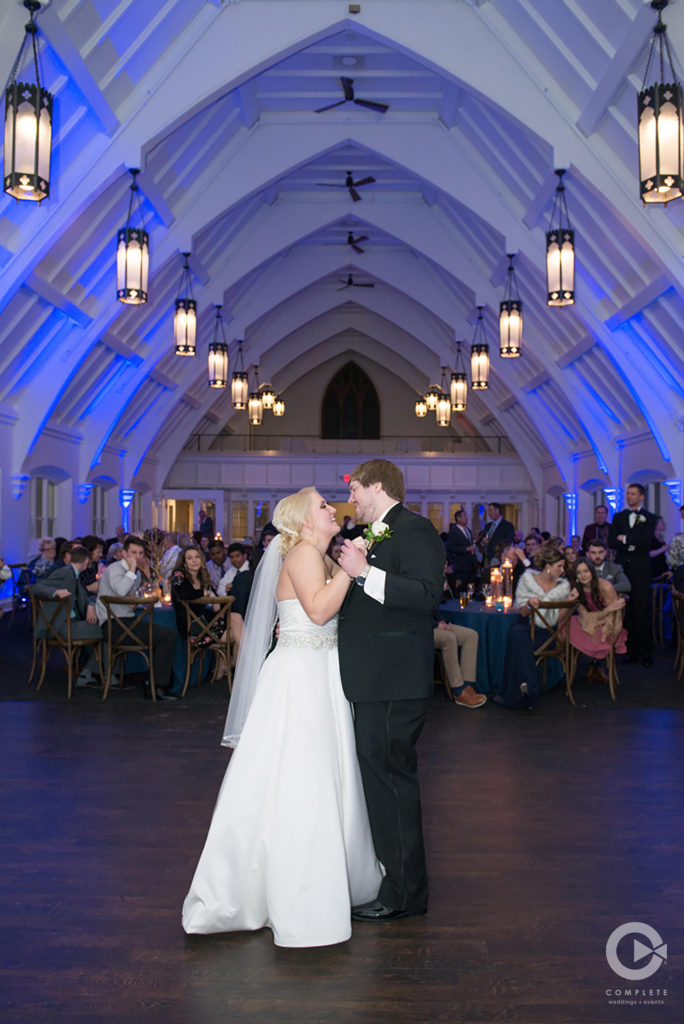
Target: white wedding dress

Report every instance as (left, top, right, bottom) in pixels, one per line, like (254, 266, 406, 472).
(182, 598, 382, 947)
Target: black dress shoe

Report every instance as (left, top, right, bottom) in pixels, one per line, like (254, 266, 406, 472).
(351, 899, 426, 922)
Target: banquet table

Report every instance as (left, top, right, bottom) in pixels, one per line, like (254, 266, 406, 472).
(439, 599, 564, 695)
(126, 604, 211, 692)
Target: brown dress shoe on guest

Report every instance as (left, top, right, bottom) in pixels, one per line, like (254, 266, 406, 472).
(453, 685, 487, 709)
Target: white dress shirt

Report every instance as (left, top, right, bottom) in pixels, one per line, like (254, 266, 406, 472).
(360, 502, 399, 606)
(217, 560, 250, 596)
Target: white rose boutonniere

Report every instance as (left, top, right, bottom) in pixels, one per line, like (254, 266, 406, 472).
(364, 524, 393, 546)
(636, 514, 646, 525)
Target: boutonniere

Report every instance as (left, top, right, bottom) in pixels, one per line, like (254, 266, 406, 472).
(364, 524, 393, 546)
(635, 514, 646, 525)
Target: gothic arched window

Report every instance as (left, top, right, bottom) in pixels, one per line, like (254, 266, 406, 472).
(321, 361, 380, 439)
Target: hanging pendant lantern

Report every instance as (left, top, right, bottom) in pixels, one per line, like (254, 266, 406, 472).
(207, 305, 228, 387)
(436, 367, 451, 428)
(174, 252, 196, 355)
(231, 339, 249, 409)
(637, 0, 684, 205)
(546, 170, 575, 306)
(116, 169, 149, 304)
(424, 383, 441, 411)
(272, 395, 285, 417)
(4, 1, 52, 203)
(500, 253, 522, 358)
(470, 306, 490, 389)
(248, 365, 264, 426)
(450, 340, 468, 412)
(414, 397, 428, 418)
(260, 384, 276, 409)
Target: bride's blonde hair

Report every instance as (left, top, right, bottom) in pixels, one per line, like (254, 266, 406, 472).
(273, 486, 316, 555)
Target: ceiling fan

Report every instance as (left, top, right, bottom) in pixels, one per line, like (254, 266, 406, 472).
(337, 274, 374, 290)
(314, 77, 390, 114)
(346, 231, 368, 254)
(317, 171, 376, 202)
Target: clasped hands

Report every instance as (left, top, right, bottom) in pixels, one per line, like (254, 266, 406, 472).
(337, 537, 368, 578)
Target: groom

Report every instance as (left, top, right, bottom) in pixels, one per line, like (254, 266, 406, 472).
(337, 459, 445, 921)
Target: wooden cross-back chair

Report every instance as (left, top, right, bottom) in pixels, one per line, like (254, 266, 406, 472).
(180, 595, 235, 698)
(530, 598, 578, 703)
(29, 591, 104, 699)
(99, 595, 158, 702)
(671, 590, 684, 683)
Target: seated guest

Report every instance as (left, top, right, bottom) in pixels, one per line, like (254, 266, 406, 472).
(585, 540, 631, 595)
(523, 533, 541, 561)
(563, 545, 578, 581)
(171, 546, 223, 638)
(27, 537, 58, 580)
(42, 540, 74, 577)
(326, 532, 345, 565)
(580, 504, 611, 552)
(433, 616, 486, 708)
(79, 535, 105, 596)
(496, 545, 575, 709)
(217, 543, 250, 595)
(568, 558, 626, 684)
(159, 532, 183, 580)
(96, 535, 178, 701)
(106, 542, 124, 564)
(650, 517, 668, 579)
(31, 545, 102, 687)
(666, 505, 684, 575)
(205, 540, 228, 590)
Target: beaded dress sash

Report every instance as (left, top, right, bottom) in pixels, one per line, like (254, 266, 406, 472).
(277, 598, 338, 650)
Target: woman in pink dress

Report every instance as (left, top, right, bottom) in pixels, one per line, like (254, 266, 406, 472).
(569, 558, 627, 683)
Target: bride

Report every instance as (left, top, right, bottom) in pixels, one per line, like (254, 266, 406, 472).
(182, 487, 382, 947)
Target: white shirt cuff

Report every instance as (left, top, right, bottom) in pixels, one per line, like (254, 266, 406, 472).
(125, 570, 137, 580)
(363, 566, 386, 605)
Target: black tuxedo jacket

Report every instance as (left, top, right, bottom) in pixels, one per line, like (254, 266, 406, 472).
(31, 565, 87, 637)
(445, 524, 476, 576)
(338, 504, 445, 703)
(484, 517, 515, 561)
(608, 508, 657, 577)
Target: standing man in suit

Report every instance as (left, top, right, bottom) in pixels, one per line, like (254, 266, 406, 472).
(580, 504, 611, 553)
(31, 545, 102, 686)
(337, 460, 445, 922)
(445, 508, 477, 588)
(482, 502, 515, 564)
(608, 483, 657, 666)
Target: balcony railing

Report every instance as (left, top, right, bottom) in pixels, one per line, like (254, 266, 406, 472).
(183, 433, 515, 455)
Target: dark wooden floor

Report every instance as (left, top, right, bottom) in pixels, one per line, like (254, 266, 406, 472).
(2, 619, 683, 1023)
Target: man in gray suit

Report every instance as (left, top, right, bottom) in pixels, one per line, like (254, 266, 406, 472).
(31, 545, 102, 686)
(586, 539, 631, 595)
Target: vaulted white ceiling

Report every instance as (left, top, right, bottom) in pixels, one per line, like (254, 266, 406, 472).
(1, 0, 683, 499)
